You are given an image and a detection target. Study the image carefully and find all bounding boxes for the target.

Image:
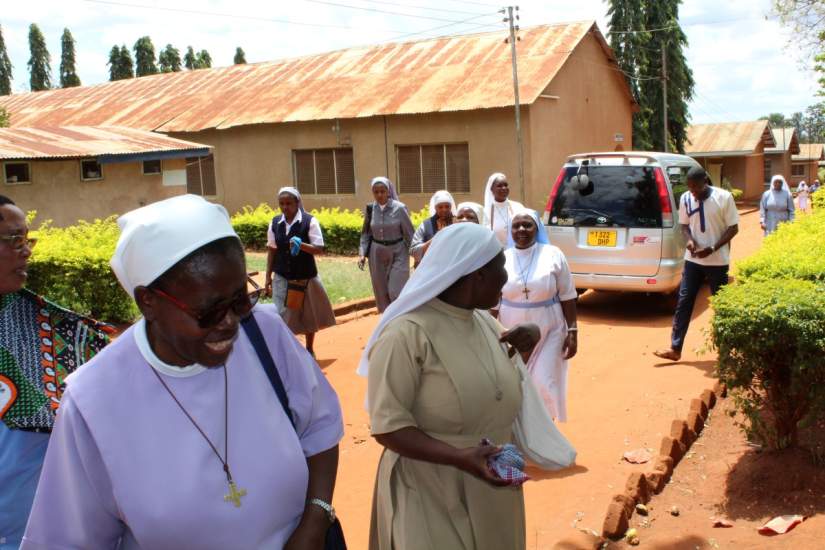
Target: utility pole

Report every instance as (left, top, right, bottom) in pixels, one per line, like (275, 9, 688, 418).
(504, 6, 526, 203)
(661, 45, 668, 153)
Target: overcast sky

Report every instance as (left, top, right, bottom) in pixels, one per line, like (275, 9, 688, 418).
(0, 0, 817, 124)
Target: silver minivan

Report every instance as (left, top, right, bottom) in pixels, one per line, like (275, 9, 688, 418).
(542, 152, 702, 294)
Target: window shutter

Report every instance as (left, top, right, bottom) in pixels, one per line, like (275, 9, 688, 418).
(200, 154, 217, 196)
(398, 145, 421, 194)
(186, 157, 203, 195)
(315, 149, 336, 194)
(294, 150, 316, 194)
(421, 145, 445, 193)
(335, 149, 355, 193)
(445, 144, 470, 193)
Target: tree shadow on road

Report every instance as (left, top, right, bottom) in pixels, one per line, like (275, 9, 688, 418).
(576, 287, 713, 329)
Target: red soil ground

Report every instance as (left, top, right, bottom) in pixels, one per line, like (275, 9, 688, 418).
(302, 207, 824, 548)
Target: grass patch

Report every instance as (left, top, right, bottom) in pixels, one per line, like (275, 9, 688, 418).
(246, 253, 373, 305)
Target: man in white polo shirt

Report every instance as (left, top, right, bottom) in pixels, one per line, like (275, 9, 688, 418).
(655, 166, 739, 362)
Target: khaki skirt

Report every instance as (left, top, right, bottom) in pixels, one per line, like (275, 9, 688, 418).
(273, 274, 336, 334)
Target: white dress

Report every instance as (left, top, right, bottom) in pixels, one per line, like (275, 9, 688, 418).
(797, 182, 810, 212)
(489, 199, 525, 246)
(498, 244, 578, 421)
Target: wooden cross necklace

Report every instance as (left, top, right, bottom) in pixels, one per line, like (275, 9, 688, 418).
(513, 245, 538, 300)
(149, 363, 247, 508)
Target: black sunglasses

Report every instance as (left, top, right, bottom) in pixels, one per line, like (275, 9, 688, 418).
(151, 277, 263, 329)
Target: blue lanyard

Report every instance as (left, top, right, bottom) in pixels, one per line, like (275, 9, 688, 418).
(684, 195, 706, 232)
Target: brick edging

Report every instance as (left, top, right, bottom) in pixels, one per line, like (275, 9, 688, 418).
(601, 381, 728, 539)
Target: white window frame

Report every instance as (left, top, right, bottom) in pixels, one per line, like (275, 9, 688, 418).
(3, 161, 32, 185)
(80, 158, 104, 182)
(142, 159, 163, 176)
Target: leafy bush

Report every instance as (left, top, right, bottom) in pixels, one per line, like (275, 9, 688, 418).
(813, 188, 825, 210)
(736, 210, 825, 284)
(711, 279, 825, 449)
(27, 217, 138, 323)
(730, 188, 743, 201)
(230, 203, 429, 255)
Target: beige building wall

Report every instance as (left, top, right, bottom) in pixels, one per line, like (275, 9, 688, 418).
(765, 152, 792, 182)
(527, 32, 635, 210)
(790, 160, 819, 185)
(2, 158, 186, 227)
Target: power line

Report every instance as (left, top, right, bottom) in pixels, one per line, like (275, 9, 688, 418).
(608, 15, 764, 35)
(340, 0, 495, 17)
(390, 11, 503, 41)
(302, 0, 501, 26)
(81, 0, 408, 32)
(441, 0, 503, 7)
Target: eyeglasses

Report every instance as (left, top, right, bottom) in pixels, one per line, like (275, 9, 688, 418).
(151, 277, 263, 329)
(0, 234, 37, 251)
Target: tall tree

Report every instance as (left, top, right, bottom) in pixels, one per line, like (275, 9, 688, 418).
(27, 23, 52, 91)
(608, 0, 651, 149)
(59, 28, 81, 88)
(0, 107, 9, 127)
(118, 45, 134, 79)
(0, 25, 13, 95)
(773, 0, 825, 58)
(158, 44, 182, 73)
(133, 36, 158, 77)
(107, 45, 121, 81)
(184, 46, 197, 70)
(760, 113, 789, 128)
(233, 47, 246, 64)
(196, 49, 212, 69)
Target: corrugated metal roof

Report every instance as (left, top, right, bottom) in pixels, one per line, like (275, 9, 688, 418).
(685, 121, 776, 156)
(0, 22, 631, 133)
(793, 143, 824, 161)
(0, 126, 212, 160)
(765, 127, 800, 154)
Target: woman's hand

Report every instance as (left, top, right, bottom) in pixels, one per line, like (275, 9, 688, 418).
(500, 323, 540, 360)
(283, 515, 327, 550)
(563, 331, 578, 359)
(357, 256, 366, 270)
(453, 445, 510, 487)
(264, 278, 273, 298)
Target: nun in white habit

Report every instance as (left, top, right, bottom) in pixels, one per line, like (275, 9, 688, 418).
(360, 223, 541, 550)
(22, 195, 344, 550)
(409, 189, 456, 265)
(484, 172, 525, 246)
(456, 201, 487, 225)
(760, 175, 795, 235)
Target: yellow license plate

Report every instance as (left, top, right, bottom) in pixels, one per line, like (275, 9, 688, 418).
(587, 230, 617, 247)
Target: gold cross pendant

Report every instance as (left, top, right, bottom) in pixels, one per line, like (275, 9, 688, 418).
(522, 287, 530, 300)
(224, 481, 247, 507)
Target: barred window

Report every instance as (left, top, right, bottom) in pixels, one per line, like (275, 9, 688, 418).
(791, 163, 806, 177)
(293, 148, 355, 195)
(186, 154, 217, 196)
(397, 143, 470, 194)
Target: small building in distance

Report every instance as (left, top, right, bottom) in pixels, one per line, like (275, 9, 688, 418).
(791, 143, 824, 186)
(0, 126, 211, 226)
(764, 127, 800, 186)
(0, 22, 636, 224)
(684, 120, 776, 199)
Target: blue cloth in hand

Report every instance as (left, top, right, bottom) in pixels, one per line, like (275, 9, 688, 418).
(289, 236, 302, 256)
(484, 441, 530, 486)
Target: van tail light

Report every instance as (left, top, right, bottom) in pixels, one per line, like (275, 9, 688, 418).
(654, 167, 673, 228)
(545, 168, 566, 215)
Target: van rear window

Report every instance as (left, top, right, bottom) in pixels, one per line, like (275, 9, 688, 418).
(549, 165, 663, 228)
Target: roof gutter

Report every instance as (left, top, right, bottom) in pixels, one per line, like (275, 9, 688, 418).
(97, 148, 212, 164)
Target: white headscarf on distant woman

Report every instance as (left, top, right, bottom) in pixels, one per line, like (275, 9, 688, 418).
(483, 172, 507, 218)
(428, 190, 456, 217)
(357, 223, 502, 376)
(278, 186, 304, 209)
(770, 175, 791, 193)
(371, 177, 399, 201)
(456, 201, 486, 225)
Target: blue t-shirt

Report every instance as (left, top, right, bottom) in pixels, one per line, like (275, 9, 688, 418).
(0, 423, 49, 549)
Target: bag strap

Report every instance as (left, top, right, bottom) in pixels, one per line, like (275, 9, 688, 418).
(241, 315, 296, 428)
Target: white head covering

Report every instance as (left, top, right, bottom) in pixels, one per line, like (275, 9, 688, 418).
(456, 201, 486, 225)
(357, 222, 502, 376)
(111, 194, 239, 298)
(770, 175, 791, 193)
(371, 177, 399, 201)
(278, 186, 302, 203)
(506, 207, 550, 248)
(428, 190, 456, 217)
(483, 172, 507, 215)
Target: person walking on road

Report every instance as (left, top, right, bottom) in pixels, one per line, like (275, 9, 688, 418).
(796, 180, 811, 213)
(484, 172, 524, 246)
(359, 222, 540, 550)
(759, 175, 795, 236)
(654, 167, 739, 362)
(264, 187, 336, 357)
(496, 209, 579, 422)
(409, 190, 456, 266)
(359, 177, 415, 313)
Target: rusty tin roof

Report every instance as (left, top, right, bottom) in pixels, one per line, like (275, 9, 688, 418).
(765, 127, 800, 155)
(793, 143, 825, 161)
(0, 126, 212, 160)
(0, 22, 630, 133)
(685, 120, 776, 157)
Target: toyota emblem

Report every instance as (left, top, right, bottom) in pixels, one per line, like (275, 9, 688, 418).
(597, 216, 607, 224)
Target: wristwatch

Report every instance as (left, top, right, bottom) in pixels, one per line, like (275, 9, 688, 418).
(308, 498, 336, 524)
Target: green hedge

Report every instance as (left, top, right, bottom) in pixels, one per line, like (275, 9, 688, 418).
(813, 188, 825, 210)
(231, 203, 429, 255)
(711, 279, 825, 449)
(27, 218, 138, 323)
(736, 210, 825, 284)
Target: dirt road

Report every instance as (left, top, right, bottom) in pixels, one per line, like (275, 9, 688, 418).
(311, 207, 765, 549)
